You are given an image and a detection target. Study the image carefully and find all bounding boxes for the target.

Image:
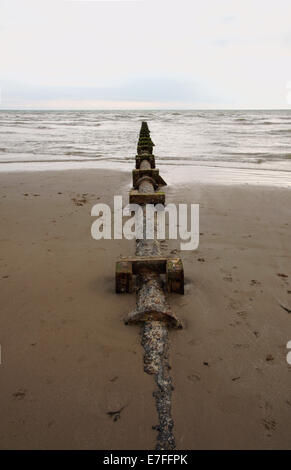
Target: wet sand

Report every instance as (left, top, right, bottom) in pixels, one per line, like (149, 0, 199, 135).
(0, 169, 290, 449)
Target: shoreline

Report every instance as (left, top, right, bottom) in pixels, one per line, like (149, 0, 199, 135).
(0, 168, 290, 449)
(0, 161, 290, 188)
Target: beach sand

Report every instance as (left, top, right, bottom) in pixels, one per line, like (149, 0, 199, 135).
(0, 169, 290, 449)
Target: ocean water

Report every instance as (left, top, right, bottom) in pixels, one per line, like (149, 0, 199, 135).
(0, 110, 290, 186)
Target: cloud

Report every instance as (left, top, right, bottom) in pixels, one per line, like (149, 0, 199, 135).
(1, 0, 291, 108)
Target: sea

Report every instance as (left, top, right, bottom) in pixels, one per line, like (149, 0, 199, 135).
(0, 109, 290, 186)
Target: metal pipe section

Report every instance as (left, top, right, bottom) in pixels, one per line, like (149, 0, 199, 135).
(116, 121, 184, 450)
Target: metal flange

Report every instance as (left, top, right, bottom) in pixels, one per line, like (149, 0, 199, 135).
(135, 154, 155, 169)
(132, 169, 167, 189)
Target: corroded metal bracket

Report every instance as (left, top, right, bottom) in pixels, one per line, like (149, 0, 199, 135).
(137, 139, 155, 155)
(116, 257, 184, 295)
(129, 189, 165, 205)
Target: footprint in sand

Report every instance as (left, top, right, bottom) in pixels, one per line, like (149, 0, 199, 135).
(12, 389, 26, 400)
(231, 376, 240, 382)
(106, 405, 126, 422)
(262, 417, 277, 435)
(187, 373, 201, 382)
(188, 338, 202, 347)
(280, 304, 291, 314)
(250, 279, 261, 286)
(236, 310, 248, 320)
(71, 197, 88, 207)
(228, 299, 242, 310)
(233, 343, 250, 349)
(266, 354, 274, 362)
(109, 376, 119, 383)
(229, 320, 242, 327)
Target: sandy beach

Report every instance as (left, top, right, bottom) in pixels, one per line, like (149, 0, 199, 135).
(0, 168, 290, 450)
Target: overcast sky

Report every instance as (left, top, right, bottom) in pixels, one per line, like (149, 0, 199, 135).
(1, 0, 291, 109)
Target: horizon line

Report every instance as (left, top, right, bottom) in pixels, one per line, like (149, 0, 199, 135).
(0, 108, 291, 111)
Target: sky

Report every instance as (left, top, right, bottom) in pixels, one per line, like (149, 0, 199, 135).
(1, 0, 291, 109)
